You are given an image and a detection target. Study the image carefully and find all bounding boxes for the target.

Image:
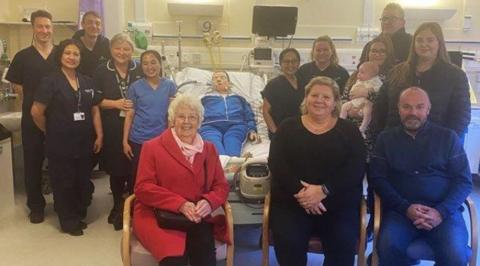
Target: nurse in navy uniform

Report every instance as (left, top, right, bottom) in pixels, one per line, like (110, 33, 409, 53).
(93, 33, 143, 230)
(31, 39, 103, 236)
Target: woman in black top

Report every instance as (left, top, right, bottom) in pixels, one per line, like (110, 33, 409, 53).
(269, 76, 366, 266)
(297, 36, 350, 94)
(31, 39, 103, 236)
(94, 33, 143, 230)
(262, 48, 302, 139)
(375, 22, 471, 140)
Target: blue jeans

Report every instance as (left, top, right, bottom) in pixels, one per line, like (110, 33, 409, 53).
(377, 210, 469, 266)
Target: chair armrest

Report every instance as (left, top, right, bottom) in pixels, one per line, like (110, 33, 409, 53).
(222, 201, 234, 266)
(262, 192, 271, 266)
(358, 196, 367, 266)
(121, 194, 136, 266)
(372, 192, 382, 266)
(465, 197, 478, 266)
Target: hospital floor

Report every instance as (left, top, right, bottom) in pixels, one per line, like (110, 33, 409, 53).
(1, 149, 480, 266)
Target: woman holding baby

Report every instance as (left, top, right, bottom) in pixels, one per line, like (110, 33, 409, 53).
(341, 34, 395, 150)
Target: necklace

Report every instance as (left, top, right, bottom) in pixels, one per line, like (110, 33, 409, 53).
(302, 115, 336, 134)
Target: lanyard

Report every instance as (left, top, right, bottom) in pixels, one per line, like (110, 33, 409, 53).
(75, 76, 82, 112)
(114, 67, 130, 99)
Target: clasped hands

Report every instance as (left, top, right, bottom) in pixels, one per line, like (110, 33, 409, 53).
(179, 199, 212, 223)
(406, 204, 443, 231)
(294, 181, 328, 215)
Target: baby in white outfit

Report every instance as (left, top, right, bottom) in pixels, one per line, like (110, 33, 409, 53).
(340, 62, 383, 136)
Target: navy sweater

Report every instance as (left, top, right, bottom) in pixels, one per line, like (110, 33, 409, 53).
(370, 122, 472, 219)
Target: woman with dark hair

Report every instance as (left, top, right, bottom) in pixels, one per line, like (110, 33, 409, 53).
(342, 34, 396, 154)
(297, 36, 350, 94)
(262, 48, 302, 139)
(31, 39, 103, 236)
(269, 76, 366, 266)
(123, 50, 177, 190)
(94, 33, 143, 230)
(375, 22, 471, 140)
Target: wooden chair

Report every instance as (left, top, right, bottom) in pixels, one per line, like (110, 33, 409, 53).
(372, 193, 478, 266)
(121, 194, 234, 266)
(261, 192, 368, 266)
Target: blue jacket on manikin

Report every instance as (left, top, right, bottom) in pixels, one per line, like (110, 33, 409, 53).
(201, 91, 257, 132)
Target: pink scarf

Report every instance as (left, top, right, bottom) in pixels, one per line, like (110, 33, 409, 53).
(171, 128, 204, 164)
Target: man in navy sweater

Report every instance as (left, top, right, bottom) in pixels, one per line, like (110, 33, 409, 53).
(370, 87, 472, 266)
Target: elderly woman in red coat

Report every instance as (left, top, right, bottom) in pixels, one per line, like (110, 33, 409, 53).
(133, 94, 230, 266)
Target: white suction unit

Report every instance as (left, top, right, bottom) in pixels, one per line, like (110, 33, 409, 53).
(239, 157, 270, 200)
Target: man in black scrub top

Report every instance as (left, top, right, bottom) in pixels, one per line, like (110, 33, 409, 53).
(72, 11, 110, 77)
(6, 10, 57, 224)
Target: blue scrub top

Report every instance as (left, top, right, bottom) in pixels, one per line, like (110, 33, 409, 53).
(127, 78, 176, 144)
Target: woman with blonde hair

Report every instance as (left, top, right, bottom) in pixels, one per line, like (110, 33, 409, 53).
(93, 33, 143, 230)
(269, 76, 366, 265)
(297, 36, 350, 94)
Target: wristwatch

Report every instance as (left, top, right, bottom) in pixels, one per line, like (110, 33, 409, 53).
(321, 185, 330, 196)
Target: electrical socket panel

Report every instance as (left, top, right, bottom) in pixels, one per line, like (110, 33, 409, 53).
(356, 27, 380, 43)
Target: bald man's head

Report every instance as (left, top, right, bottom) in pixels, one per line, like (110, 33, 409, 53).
(398, 87, 431, 134)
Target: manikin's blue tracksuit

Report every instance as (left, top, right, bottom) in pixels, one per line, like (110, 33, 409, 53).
(199, 91, 257, 156)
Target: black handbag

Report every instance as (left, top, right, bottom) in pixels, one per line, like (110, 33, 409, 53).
(154, 158, 208, 231)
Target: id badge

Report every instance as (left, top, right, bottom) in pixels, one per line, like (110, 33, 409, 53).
(73, 112, 85, 121)
(119, 110, 126, 117)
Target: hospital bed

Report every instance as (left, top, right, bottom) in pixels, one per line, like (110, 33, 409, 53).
(175, 67, 271, 224)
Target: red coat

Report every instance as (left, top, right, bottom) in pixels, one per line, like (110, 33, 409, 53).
(133, 129, 230, 262)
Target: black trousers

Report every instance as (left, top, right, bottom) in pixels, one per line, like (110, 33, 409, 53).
(270, 204, 360, 266)
(159, 222, 216, 266)
(48, 156, 93, 232)
(21, 121, 46, 212)
(129, 140, 143, 194)
(109, 174, 129, 207)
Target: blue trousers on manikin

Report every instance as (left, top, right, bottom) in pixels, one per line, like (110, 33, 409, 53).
(199, 121, 248, 156)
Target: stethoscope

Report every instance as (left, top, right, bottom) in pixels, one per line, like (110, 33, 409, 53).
(106, 60, 137, 98)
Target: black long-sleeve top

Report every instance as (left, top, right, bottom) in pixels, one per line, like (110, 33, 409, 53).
(269, 117, 366, 212)
(374, 61, 471, 137)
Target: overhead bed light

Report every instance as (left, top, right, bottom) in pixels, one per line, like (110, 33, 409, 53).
(404, 7, 457, 22)
(167, 0, 224, 17)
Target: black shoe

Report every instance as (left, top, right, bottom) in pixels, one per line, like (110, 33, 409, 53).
(29, 210, 45, 224)
(108, 208, 119, 224)
(66, 228, 84, 236)
(80, 221, 88, 230)
(113, 213, 123, 231)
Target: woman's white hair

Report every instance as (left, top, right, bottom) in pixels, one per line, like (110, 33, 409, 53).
(168, 93, 204, 124)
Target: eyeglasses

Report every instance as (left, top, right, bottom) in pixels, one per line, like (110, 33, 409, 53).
(380, 16, 401, 22)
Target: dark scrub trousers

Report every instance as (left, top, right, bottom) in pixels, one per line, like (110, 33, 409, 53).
(6, 46, 58, 216)
(34, 70, 101, 233)
(93, 60, 142, 221)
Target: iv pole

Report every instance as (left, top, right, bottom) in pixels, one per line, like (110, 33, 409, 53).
(176, 20, 183, 70)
